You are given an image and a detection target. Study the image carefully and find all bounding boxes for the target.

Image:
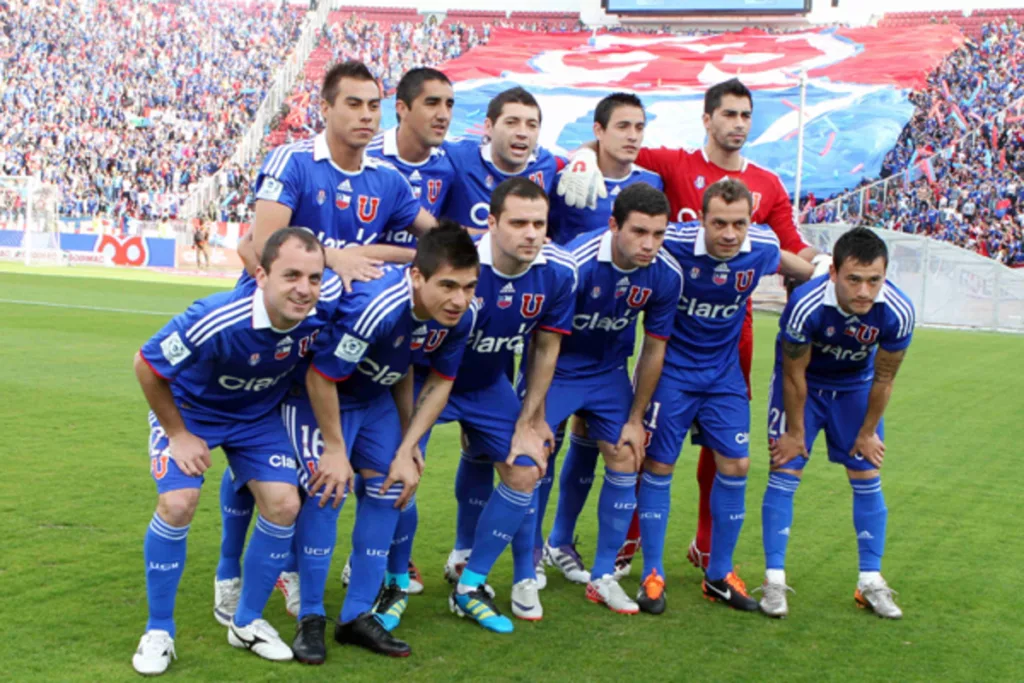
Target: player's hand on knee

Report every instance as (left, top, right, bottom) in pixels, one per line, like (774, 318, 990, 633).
(335, 250, 384, 292)
(382, 454, 421, 509)
(508, 424, 548, 477)
(851, 432, 885, 468)
(770, 432, 808, 468)
(532, 418, 556, 457)
(309, 445, 353, 509)
(168, 432, 211, 477)
(616, 419, 647, 465)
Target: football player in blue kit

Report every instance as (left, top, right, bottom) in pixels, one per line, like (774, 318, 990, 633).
(758, 227, 914, 619)
(131, 228, 336, 675)
(367, 67, 457, 249)
(537, 183, 683, 614)
(289, 222, 480, 661)
(443, 87, 564, 230)
(539, 92, 664, 587)
(636, 179, 812, 615)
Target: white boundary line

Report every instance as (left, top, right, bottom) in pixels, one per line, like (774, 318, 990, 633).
(0, 299, 175, 316)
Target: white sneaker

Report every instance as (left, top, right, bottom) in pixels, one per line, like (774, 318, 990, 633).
(407, 561, 424, 595)
(227, 618, 293, 661)
(534, 558, 548, 591)
(756, 581, 794, 618)
(213, 577, 241, 627)
(856, 577, 903, 619)
(275, 572, 300, 617)
(544, 541, 591, 584)
(341, 556, 351, 586)
(586, 574, 639, 615)
(511, 578, 543, 621)
(132, 629, 176, 675)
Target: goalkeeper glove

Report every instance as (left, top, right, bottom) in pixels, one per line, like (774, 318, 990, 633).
(556, 147, 607, 210)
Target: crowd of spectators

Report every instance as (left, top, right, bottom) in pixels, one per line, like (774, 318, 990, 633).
(0, 0, 303, 221)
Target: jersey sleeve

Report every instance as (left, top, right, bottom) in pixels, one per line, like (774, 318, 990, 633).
(430, 301, 479, 380)
(139, 304, 207, 380)
(764, 174, 810, 255)
(756, 230, 783, 277)
(879, 293, 915, 353)
(385, 170, 423, 234)
(538, 260, 578, 335)
(644, 264, 682, 340)
(636, 148, 684, 185)
(778, 294, 815, 345)
(309, 292, 375, 382)
(255, 147, 302, 211)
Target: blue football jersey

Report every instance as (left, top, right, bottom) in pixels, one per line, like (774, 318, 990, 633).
(139, 274, 342, 423)
(662, 221, 781, 391)
(453, 233, 578, 393)
(443, 139, 563, 229)
(310, 266, 476, 406)
(366, 127, 456, 247)
(777, 274, 915, 391)
(255, 132, 421, 249)
(549, 165, 664, 246)
(557, 228, 682, 378)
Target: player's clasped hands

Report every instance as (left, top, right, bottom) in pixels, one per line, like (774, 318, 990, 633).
(167, 432, 212, 477)
(309, 444, 354, 509)
(769, 431, 808, 468)
(382, 450, 422, 509)
(851, 431, 885, 468)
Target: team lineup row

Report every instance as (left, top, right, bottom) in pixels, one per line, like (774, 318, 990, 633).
(130, 62, 915, 675)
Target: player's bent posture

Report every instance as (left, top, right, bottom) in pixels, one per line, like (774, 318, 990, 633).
(292, 222, 480, 661)
(638, 179, 812, 615)
(132, 228, 334, 675)
(758, 227, 914, 619)
(421, 178, 575, 631)
(538, 182, 681, 613)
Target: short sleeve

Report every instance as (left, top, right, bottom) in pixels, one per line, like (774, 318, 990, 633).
(429, 302, 478, 380)
(879, 293, 915, 352)
(643, 266, 682, 340)
(778, 295, 813, 345)
(255, 147, 302, 211)
(538, 262, 578, 336)
(386, 171, 422, 234)
(139, 305, 205, 380)
(309, 292, 373, 382)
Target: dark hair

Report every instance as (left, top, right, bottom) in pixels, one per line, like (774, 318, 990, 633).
(260, 227, 325, 273)
(396, 68, 452, 112)
(612, 182, 670, 226)
(702, 178, 753, 216)
(322, 61, 377, 107)
(594, 92, 645, 129)
(704, 78, 753, 116)
(413, 219, 480, 279)
(486, 87, 542, 125)
(832, 226, 889, 271)
(489, 177, 549, 219)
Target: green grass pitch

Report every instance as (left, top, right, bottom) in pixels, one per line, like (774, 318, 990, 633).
(1, 268, 1021, 682)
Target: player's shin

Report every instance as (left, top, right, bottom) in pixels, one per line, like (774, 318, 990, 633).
(145, 512, 190, 637)
(708, 471, 748, 582)
(460, 482, 532, 590)
(296, 493, 343, 619)
(234, 515, 296, 627)
(341, 476, 403, 623)
(591, 470, 638, 579)
(386, 496, 417, 590)
(637, 471, 673, 578)
(762, 472, 800, 575)
(533, 451, 558, 550)
(547, 434, 599, 548)
(851, 476, 887, 574)
(511, 488, 540, 583)
(217, 470, 254, 581)
(454, 453, 493, 550)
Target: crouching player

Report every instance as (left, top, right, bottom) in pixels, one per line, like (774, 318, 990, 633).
(759, 226, 914, 619)
(543, 182, 682, 613)
(637, 179, 812, 614)
(289, 221, 480, 662)
(132, 227, 336, 674)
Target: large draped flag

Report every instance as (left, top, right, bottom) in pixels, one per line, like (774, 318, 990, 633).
(380, 25, 964, 197)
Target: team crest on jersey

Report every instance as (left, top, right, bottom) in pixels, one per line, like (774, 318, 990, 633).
(695, 175, 706, 190)
(485, 174, 495, 189)
(410, 325, 428, 350)
(335, 192, 351, 210)
(357, 195, 380, 222)
(475, 296, 485, 309)
(248, 353, 261, 366)
(521, 293, 545, 318)
(734, 269, 756, 293)
(411, 186, 422, 199)
(423, 329, 448, 352)
(591, 286, 602, 299)
(713, 263, 730, 286)
(393, 335, 405, 348)
(427, 179, 442, 203)
(529, 171, 545, 187)
(690, 267, 701, 279)
(626, 286, 653, 308)
(497, 282, 515, 309)
(316, 189, 326, 206)
(614, 276, 630, 298)
(275, 336, 293, 361)
(825, 326, 836, 337)
(845, 323, 880, 345)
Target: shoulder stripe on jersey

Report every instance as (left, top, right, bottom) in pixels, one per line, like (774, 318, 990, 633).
(883, 285, 915, 337)
(656, 249, 684, 280)
(352, 281, 409, 338)
(788, 281, 828, 333)
(570, 233, 603, 258)
(266, 140, 313, 179)
(192, 310, 252, 346)
(664, 230, 697, 244)
(571, 238, 602, 264)
(186, 297, 253, 343)
(542, 247, 578, 269)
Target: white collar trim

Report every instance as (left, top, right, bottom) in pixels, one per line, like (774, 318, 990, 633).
(314, 132, 365, 174)
(252, 289, 316, 332)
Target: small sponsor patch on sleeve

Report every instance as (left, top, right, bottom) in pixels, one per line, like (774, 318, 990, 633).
(334, 333, 368, 363)
(257, 176, 284, 202)
(160, 331, 192, 366)
(786, 326, 806, 343)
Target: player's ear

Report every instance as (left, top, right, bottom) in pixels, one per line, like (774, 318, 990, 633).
(487, 212, 497, 231)
(255, 265, 269, 290)
(609, 216, 619, 233)
(409, 266, 425, 290)
(593, 121, 602, 140)
(829, 262, 838, 282)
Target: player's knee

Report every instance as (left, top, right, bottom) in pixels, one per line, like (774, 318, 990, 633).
(156, 489, 200, 527)
(600, 442, 634, 473)
(502, 464, 540, 493)
(716, 455, 749, 477)
(643, 459, 674, 477)
(259, 490, 301, 526)
(847, 468, 880, 481)
(770, 467, 804, 479)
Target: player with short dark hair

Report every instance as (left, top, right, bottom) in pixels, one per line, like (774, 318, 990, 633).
(131, 227, 339, 675)
(759, 226, 913, 619)
(289, 221, 480, 661)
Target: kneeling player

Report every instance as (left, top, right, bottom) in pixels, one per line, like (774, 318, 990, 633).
(132, 228, 334, 674)
(759, 227, 913, 619)
(290, 222, 480, 662)
(540, 182, 681, 612)
(638, 179, 812, 614)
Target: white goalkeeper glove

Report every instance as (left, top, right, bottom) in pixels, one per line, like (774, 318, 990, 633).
(556, 147, 606, 210)
(811, 253, 832, 278)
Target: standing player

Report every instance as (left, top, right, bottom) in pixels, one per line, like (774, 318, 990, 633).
(559, 77, 824, 578)
(759, 227, 913, 619)
(193, 220, 211, 270)
(131, 228, 336, 675)
(543, 183, 682, 613)
(540, 92, 664, 586)
(636, 179, 811, 615)
(288, 222, 481, 661)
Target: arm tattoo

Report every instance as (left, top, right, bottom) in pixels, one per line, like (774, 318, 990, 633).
(410, 382, 436, 420)
(873, 349, 906, 383)
(782, 339, 811, 360)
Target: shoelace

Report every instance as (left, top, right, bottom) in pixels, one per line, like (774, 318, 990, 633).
(753, 583, 795, 598)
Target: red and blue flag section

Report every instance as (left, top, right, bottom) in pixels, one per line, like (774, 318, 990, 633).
(380, 25, 964, 197)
